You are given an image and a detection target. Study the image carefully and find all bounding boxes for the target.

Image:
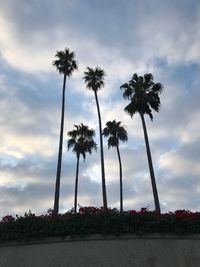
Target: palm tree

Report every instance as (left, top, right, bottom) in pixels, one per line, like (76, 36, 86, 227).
(83, 67, 107, 209)
(120, 73, 163, 213)
(103, 120, 128, 213)
(67, 124, 97, 213)
(53, 48, 78, 214)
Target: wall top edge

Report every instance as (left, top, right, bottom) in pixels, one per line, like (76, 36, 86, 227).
(1, 233, 200, 248)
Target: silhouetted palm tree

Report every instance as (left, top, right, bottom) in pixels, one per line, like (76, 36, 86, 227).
(103, 120, 128, 213)
(67, 124, 97, 213)
(53, 48, 78, 214)
(83, 67, 107, 209)
(120, 73, 163, 213)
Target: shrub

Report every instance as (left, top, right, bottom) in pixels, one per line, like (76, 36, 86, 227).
(0, 207, 200, 242)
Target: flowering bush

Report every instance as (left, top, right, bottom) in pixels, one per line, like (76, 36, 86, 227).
(1, 215, 15, 223)
(79, 206, 100, 215)
(0, 207, 200, 242)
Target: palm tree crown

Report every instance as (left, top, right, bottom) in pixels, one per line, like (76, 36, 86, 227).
(103, 120, 128, 148)
(67, 123, 97, 160)
(53, 48, 78, 76)
(83, 67, 105, 91)
(120, 73, 163, 120)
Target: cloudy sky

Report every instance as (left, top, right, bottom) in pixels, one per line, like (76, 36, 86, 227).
(0, 0, 200, 216)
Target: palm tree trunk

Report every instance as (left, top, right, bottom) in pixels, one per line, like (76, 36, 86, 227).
(54, 74, 67, 214)
(74, 155, 80, 214)
(140, 113, 161, 213)
(94, 91, 107, 209)
(116, 145, 123, 213)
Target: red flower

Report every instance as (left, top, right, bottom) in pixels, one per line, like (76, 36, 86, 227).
(79, 206, 99, 215)
(2, 215, 15, 223)
(128, 210, 137, 215)
(140, 207, 148, 214)
(174, 209, 200, 220)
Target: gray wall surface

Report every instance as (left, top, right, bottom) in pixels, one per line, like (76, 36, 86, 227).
(0, 235, 200, 267)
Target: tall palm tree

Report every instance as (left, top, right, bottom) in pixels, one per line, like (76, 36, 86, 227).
(103, 120, 128, 213)
(53, 48, 78, 214)
(120, 73, 163, 213)
(83, 67, 108, 209)
(67, 124, 97, 213)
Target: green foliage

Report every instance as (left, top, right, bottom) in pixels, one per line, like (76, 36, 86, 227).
(1, 208, 200, 242)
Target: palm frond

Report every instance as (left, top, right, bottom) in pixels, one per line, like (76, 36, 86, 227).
(108, 136, 118, 148)
(67, 129, 77, 139)
(120, 83, 133, 100)
(132, 73, 139, 82)
(144, 73, 154, 84)
(67, 139, 77, 150)
(152, 83, 163, 93)
(102, 127, 110, 137)
(117, 127, 128, 142)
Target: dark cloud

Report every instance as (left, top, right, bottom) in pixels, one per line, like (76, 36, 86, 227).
(1, 0, 200, 69)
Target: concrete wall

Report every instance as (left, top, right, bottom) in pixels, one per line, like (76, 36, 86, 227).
(0, 234, 200, 267)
